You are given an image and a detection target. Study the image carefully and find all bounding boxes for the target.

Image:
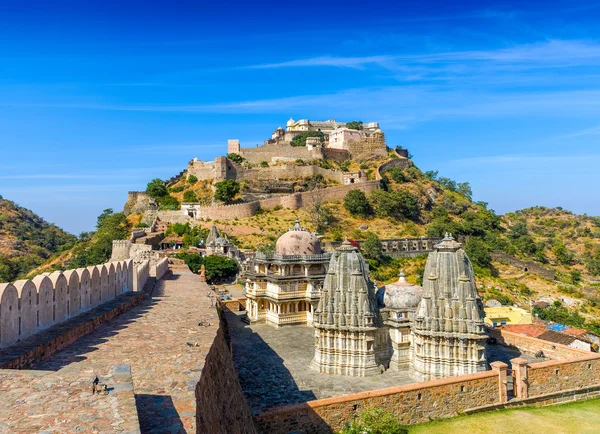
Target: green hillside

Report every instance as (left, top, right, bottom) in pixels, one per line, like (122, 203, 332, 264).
(0, 196, 77, 282)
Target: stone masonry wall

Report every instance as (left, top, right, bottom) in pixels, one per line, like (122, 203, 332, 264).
(488, 328, 587, 360)
(145, 181, 380, 223)
(527, 355, 600, 398)
(491, 251, 555, 280)
(254, 370, 500, 433)
(237, 165, 344, 184)
(237, 142, 323, 164)
(0, 259, 139, 349)
(196, 306, 257, 434)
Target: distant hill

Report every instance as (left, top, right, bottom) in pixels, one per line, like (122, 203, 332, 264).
(0, 196, 77, 282)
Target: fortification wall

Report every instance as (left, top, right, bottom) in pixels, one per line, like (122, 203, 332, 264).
(322, 148, 350, 162)
(237, 142, 322, 164)
(491, 251, 556, 280)
(377, 156, 411, 179)
(195, 307, 257, 434)
(324, 237, 441, 257)
(255, 370, 501, 433)
(237, 165, 344, 184)
(154, 258, 169, 280)
(527, 355, 600, 398)
(0, 259, 139, 349)
(145, 181, 380, 223)
(124, 192, 157, 215)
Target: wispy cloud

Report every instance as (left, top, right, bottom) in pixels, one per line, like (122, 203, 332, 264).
(451, 153, 600, 166)
(559, 124, 600, 139)
(244, 40, 600, 77)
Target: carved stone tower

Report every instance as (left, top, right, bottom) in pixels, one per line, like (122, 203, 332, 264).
(411, 233, 488, 380)
(311, 240, 388, 376)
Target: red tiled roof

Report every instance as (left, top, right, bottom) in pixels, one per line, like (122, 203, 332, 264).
(503, 324, 547, 338)
(564, 327, 589, 337)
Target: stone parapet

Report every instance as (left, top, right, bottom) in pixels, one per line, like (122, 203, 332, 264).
(0, 259, 135, 349)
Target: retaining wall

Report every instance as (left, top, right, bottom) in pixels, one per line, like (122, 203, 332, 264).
(0, 259, 152, 349)
(491, 251, 555, 280)
(196, 306, 257, 434)
(255, 370, 501, 433)
(147, 181, 380, 223)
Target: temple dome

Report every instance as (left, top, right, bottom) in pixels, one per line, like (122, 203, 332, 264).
(286, 117, 295, 127)
(275, 219, 322, 255)
(380, 271, 422, 309)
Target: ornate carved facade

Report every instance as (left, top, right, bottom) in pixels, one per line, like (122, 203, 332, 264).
(244, 220, 330, 327)
(311, 240, 389, 376)
(410, 234, 488, 380)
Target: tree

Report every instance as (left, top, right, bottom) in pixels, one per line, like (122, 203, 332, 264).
(175, 253, 238, 283)
(214, 180, 240, 204)
(291, 131, 324, 147)
(227, 153, 245, 164)
(345, 120, 363, 130)
(187, 174, 198, 183)
(369, 190, 419, 221)
(362, 232, 383, 260)
(183, 190, 198, 203)
(465, 237, 492, 269)
(553, 241, 574, 265)
(146, 178, 168, 199)
(343, 189, 372, 217)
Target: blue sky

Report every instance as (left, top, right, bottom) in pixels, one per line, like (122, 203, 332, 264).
(1, 0, 599, 234)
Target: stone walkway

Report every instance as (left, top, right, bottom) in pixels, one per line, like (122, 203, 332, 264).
(226, 310, 418, 414)
(0, 266, 217, 433)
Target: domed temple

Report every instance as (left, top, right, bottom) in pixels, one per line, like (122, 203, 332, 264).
(410, 233, 488, 379)
(244, 219, 331, 326)
(311, 240, 389, 376)
(378, 271, 423, 371)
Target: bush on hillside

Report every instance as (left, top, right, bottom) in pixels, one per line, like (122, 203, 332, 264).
(343, 189, 373, 217)
(362, 232, 383, 260)
(69, 209, 130, 268)
(146, 178, 168, 199)
(369, 190, 419, 221)
(187, 174, 198, 184)
(183, 190, 198, 203)
(214, 180, 241, 204)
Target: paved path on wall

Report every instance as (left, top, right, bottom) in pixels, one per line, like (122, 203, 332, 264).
(27, 266, 217, 433)
(226, 310, 419, 414)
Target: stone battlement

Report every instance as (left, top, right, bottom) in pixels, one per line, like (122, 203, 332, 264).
(0, 259, 150, 350)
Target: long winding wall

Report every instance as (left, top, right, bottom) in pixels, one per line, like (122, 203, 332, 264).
(0, 259, 150, 349)
(146, 181, 381, 224)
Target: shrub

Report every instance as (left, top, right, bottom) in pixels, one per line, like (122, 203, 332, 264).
(345, 120, 363, 130)
(169, 185, 185, 193)
(343, 189, 373, 217)
(146, 178, 168, 199)
(187, 174, 198, 184)
(260, 161, 269, 167)
(227, 153, 245, 164)
(339, 407, 407, 434)
(183, 190, 198, 203)
(362, 232, 383, 260)
(214, 180, 241, 204)
(174, 253, 238, 284)
(291, 131, 324, 147)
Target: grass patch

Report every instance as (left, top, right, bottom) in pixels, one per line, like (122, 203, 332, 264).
(408, 398, 600, 434)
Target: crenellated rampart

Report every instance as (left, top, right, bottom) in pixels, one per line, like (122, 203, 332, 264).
(0, 259, 152, 349)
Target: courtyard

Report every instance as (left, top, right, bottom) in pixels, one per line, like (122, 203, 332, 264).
(225, 309, 543, 414)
